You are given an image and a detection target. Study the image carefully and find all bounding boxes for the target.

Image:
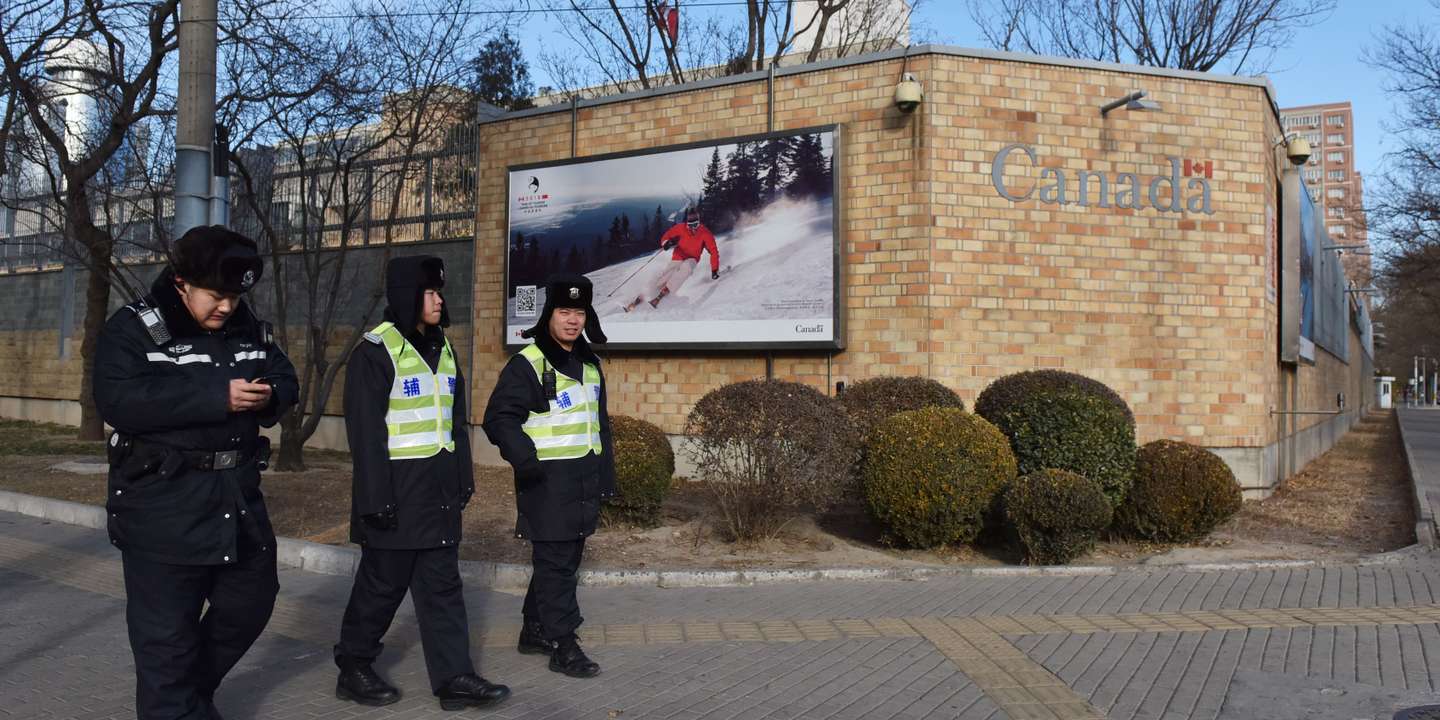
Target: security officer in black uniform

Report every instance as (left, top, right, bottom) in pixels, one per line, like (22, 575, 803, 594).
(332, 255, 510, 711)
(483, 273, 615, 678)
(94, 225, 299, 720)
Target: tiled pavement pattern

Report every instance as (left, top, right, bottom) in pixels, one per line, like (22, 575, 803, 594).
(8, 511, 1440, 719)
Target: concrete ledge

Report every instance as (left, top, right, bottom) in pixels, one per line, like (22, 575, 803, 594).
(1397, 409, 1438, 549)
(0, 396, 81, 427)
(0, 489, 105, 529)
(3, 488, 1431, 590)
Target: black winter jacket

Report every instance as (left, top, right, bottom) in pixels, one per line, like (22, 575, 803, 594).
(481, 332, 616, 541)
(343, 323, 475, 549)
(94, 269, 299, 565)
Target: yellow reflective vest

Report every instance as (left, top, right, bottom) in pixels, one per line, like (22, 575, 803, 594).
(518, 343, 603, 461)
(368, 321, 457, 459)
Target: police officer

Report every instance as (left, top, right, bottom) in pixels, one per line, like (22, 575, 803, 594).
(93, 226, 299, 720)
(332, 255, 510, 711)
(483, 273, 615, 678)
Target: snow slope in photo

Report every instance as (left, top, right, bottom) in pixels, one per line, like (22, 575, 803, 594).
(591, 197, 835, 324)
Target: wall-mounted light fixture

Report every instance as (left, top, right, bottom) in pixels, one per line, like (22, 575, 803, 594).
(1099, 90, 1160, 117)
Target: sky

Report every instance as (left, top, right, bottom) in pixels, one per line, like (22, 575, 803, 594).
(513, 1, 1429, 180)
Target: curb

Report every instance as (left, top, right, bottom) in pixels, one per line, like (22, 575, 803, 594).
(1397, 409, 1438, 549)
(2, 488, 1429, 590)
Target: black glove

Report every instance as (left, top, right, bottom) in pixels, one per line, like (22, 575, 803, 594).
(711, 270, 720, 280)
(514, 458, 544, 491)
(361, 511, 397, 531)
(662, 239, 678, 250)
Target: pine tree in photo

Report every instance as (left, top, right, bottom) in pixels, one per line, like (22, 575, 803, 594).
(609, 215, 624, 253)
(723, 141, 764, 224)
(512, 232, 529, 287)
(786, 133, 829, 199)
(760, 137, 791, 203)
(701, 146, 725, 216)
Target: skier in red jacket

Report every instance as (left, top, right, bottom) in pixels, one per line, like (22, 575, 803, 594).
(623, 207, 720, 312)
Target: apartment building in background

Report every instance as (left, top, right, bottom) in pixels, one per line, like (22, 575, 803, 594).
(1280, 101, 1370, 288)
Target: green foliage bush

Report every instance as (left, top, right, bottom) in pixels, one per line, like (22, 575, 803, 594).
(861, 407, 1017, 548)
(1005, 469, 1112, 565)
(974, 370, 1137, 508)
(684, 380, 857, 541)
(1116, 440, 1243, 542)
(601, 415, 675, 528)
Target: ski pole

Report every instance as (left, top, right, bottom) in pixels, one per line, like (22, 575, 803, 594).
(606, 247, 667, 298)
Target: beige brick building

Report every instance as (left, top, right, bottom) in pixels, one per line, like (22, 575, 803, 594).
(471, 47, 1373, 496)
(0, 46, 1374, 498)
(1280, 101, 1370, 288)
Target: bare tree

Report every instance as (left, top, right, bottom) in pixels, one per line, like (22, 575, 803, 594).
(967, 0, 1335, 74)
(227, 0, 493, 470)
(1372, 246, 1440, 379)
(539, 0, 726, 93)
(1364, 1, 1440, 376)
(0, 0, 182, 439)
(536, 0, 914, 98)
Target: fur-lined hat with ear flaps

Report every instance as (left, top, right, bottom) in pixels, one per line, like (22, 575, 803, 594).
(385, 255, 450, 328)
(520, 273, 607, 344)
(171, 225, 263, 295)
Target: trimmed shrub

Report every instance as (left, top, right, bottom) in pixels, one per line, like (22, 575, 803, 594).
(862, 407, 1017, 548)
(1116, 440, 1243, 542)
(974, 370, 1137, 508)
(840, 376, 965, 448)
(1006, 469, 1112, 565)
(601, 415, 675, 528)
(683, 380, 857, 541)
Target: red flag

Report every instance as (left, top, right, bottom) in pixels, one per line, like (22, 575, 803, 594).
(655, 1, 678, 44)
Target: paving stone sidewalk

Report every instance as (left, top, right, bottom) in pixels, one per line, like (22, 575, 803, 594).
(7, 510, 1440, 720)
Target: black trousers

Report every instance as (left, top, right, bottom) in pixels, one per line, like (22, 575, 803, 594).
(334, 546, 475, 691)
(121, 545, 278, 720)
(523, 539, 586, 642)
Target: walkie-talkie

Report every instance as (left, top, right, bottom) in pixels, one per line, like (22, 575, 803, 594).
(541, 361, 557, 401)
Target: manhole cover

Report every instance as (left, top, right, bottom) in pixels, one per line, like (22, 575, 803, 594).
(1396, 706, 1440, 720)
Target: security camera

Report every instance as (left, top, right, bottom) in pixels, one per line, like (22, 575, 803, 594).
(894, 73, 923, 113)
(1285, 135, 1311, 166)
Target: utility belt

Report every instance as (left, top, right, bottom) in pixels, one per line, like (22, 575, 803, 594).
(109, 432, 272, 472)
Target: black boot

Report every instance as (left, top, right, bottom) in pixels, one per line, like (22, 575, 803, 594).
(549, 635, 601, 678)
(518, 619, 553, 656)
(335, 657, 401, 707)
(435, 673, 511, 711)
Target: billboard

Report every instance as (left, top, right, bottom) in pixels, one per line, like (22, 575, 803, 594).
(504, 125, 841, 350)
(1298, 183, 1317, 364)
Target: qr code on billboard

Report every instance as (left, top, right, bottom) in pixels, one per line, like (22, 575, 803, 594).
(515, 285, 537, 317)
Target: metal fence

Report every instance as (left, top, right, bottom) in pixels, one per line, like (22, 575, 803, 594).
(233, 123, 477, 254)
(0, 121, 478, 274)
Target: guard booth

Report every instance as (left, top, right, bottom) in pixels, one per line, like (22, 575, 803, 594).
(1376, 376, 1394, 410)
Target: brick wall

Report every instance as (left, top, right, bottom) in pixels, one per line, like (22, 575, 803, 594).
(469, 48, 1371, 491)
(0, 239, 473, 419)
(0, 48, 1372, 491)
